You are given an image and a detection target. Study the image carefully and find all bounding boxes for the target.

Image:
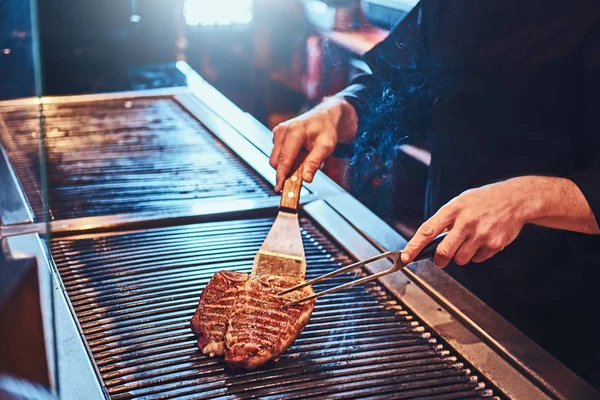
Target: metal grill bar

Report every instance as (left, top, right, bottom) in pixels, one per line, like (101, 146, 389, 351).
(0, 97, 273, 220)
(50, 217, 500, 399)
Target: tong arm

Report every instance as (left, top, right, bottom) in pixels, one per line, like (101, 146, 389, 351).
(282, 251, 402, 306)
(281, 231, 448, 306)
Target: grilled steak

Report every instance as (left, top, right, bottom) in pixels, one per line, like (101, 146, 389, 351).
(190, 271, 248, 357)
(191, 271, 315, 369)
(225, 274, 315, 369)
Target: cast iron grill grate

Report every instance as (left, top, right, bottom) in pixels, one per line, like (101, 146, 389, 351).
(50, 217, 500, 399)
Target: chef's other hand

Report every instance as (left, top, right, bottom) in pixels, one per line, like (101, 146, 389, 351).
(270, 96, 358, 192)
(401, 179, 530, 268)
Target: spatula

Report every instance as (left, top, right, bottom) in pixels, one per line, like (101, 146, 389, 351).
(251, 157, 306, 279)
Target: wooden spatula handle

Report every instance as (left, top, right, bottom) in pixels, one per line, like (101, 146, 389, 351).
(279, 153, 306, 211)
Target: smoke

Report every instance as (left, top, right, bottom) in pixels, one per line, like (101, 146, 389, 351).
(322, 38, 344, 69)
(348, 57, 437, 218)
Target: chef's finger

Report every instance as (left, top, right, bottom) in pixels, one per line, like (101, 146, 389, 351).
(270, 125, 287, 169)
(452, 237, 479, 266)
(432, 228, 468, 268)
(302, 140, 334, 182)
(401, 212, 454, 264)
(275, 132, 305, 192)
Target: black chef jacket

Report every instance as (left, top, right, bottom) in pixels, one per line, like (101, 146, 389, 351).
(338, 0, 600, 388)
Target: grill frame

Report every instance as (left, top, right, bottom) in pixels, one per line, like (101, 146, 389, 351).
(0, 63, 597, 399)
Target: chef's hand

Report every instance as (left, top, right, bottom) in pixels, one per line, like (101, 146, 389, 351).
(401, 180, 527, 268)
(401, 176, 600, 268)
(270, 96, 358, 192)
(401, 179, 533, 267)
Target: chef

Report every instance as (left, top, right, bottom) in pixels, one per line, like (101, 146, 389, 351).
(269, 1, 600, 389)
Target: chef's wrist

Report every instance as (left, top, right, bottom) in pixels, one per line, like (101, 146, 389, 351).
(504, 176, 548, 224)
(321, 96, 359, 144)
(508, 176, 581, 225)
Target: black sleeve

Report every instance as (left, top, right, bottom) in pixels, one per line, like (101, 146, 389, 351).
(333, 3, 427, 156)
(569, 21, 600, 226)
(570, 167, 600, 226)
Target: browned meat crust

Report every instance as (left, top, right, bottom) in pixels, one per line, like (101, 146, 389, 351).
(225, 275, 315, 369)
(190, 271, 315, 369)
(190, 271, 248, 357)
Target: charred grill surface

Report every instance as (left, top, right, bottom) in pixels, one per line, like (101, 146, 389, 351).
(0, 97, 272, 220)
(50, 217, 500, 399)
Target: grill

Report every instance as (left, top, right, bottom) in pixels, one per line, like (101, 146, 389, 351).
(50, 217, 499, 400)
(2, 79, 597, 399)
(0, 97, 273, 221)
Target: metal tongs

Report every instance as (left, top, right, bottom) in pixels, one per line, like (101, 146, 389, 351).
(280, 232, 448, 305)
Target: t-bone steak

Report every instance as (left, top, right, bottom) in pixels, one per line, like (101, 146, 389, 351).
(190, 271, 315, 369)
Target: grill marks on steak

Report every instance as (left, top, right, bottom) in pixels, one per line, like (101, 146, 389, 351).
(190, 271, 247, 357)
(191, 271, 315, 369)
(226, 275, 315, 369)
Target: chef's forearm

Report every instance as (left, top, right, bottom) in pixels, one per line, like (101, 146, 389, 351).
(519, 176, 600, 234)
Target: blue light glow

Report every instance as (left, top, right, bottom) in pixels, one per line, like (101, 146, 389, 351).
(183, 0, 253, 26)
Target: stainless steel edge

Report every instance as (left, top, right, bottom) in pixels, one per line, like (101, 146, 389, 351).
(303, 199, 551, 400)
(0, 143, 35, 225)
(325, 193, 409, 250)
(4, 234, 106, 400)
(321, 194, 600, 399)
(176, 61, 345, 198)
(0, 87, 190, 109)
(0, 195, 317, 238)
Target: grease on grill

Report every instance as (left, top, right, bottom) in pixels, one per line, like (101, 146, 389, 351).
(0, 98, 272, 220)
(51, 217, 499, 399)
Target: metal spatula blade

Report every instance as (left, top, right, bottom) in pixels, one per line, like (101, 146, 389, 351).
(251, 158, 306, 279)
